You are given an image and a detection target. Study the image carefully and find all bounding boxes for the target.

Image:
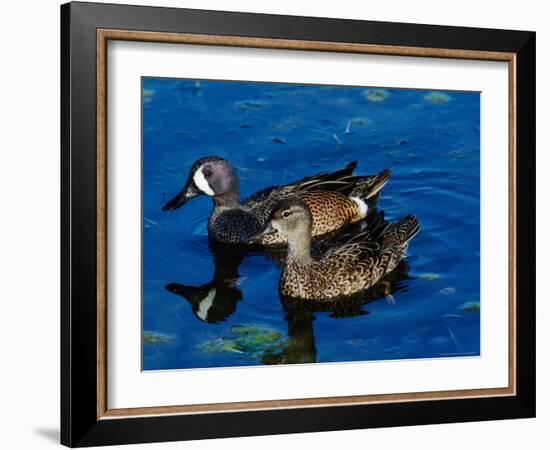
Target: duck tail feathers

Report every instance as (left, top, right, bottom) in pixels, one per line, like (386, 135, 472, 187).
(383, 215, 420, 249)
(349, 168, 391, 201)
(295, 161, 358, 192)
(345, 160, 358, 171)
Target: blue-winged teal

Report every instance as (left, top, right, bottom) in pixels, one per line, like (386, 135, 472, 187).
(251, 198, 420, 300)
(162, 156, 390, 245)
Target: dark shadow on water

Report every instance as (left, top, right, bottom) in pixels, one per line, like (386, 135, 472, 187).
(34, 428, 59, 443)
(263, 309, 317, 364)
(163, 211, 412, 366)
(165, 243, 248, 323)
(164, 213, 383, 324)
(262, 260, 410, 365)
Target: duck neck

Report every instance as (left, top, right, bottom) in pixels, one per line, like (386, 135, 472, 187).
(213, 189, 240, 209)
(287, 229, 313, 266)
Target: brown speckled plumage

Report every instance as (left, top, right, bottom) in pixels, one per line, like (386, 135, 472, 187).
(264, 198, 420, 301)
(259, 190, 365, 245)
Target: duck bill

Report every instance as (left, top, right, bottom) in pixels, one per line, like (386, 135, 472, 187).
(246, 223, 276, 244)
(162, 183, 199, 211)
(165, 283, 196, 302)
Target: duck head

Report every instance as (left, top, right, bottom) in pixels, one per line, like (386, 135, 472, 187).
(270, 198, 312, 238)
(165, 282, 243, 324)
(249, 198, 313, 258)
(162, 156, 239, 211)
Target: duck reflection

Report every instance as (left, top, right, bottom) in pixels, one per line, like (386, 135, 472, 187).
(262, 260, 410, 365)
(165, 212, 383, 324)
(165, 244, 247, 323)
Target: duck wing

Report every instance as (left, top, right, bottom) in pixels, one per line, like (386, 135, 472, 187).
(318, 212, 402, 287)
(321, 237, 397, 291)
(243, 161, 358, 203)
(318, 210, 389, 259)
(242, 161, 360, 225)
(323, 215, 420, 281)
(323, 214, 420, 262)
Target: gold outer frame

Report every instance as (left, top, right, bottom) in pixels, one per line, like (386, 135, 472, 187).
(96, 29, 516, 420)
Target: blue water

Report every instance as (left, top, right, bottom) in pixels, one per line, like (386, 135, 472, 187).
(142, 78, 480, 370)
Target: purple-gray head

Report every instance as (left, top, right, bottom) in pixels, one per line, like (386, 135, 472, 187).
(162, 156, 239, 211)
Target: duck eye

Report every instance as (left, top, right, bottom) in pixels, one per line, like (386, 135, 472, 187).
(282, 210, 291, 218)
(203, 169, 212, 177)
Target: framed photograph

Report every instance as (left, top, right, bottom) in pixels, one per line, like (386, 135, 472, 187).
(61, 1, 535, 447)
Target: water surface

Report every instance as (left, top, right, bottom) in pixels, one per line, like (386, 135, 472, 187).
(142, 79, 480, 370)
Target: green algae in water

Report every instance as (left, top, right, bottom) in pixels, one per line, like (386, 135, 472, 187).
(364, 88, 389, 102)
(143, 331, 173, 344)
(142, 89, 155, 104)
(424, 91, 451, 104)
(200, 325, 284, 360)
(417, 273, 441, 281)
(462, 301, 481, 312)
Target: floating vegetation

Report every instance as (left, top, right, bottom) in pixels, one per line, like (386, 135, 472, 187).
(143, 331, 173, 344)
(417, 273, 441, 281)
(200, 325, 284, 360)
(142, 89, 155, 104)
(439, 287, 456, 295)
(424, 91, 451, 104)
(462, 301, 480, 312)
(236, 100, 267, 110)
(364, 88, 389, 102)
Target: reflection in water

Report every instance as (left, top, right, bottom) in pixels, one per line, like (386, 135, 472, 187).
(143, 79, 481, 370)
(165, 244, 246, 323)
(166, 223, 410, 365)
(164, 213, 382, 324)
(264, 260, 410, 365)
(263, 309, 316, 365)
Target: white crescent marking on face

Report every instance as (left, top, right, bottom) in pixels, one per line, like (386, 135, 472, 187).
(193, 165, 215, 196)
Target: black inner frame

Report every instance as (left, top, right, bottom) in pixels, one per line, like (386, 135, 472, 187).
(61, 2, 536, 447)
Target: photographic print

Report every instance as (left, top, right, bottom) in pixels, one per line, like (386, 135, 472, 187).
(62, 6, 534, 444)
(142, 78, 480, 371)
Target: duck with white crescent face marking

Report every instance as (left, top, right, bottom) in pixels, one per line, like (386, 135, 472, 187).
(162, 156, 391, 245)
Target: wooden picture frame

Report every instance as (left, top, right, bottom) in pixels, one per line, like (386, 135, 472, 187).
(61, 1, 535, 446)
